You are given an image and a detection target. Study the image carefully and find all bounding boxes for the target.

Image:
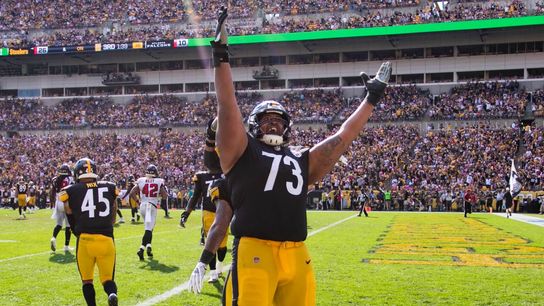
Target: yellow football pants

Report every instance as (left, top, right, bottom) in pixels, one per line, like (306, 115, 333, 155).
(202, 210, 228, 248)
(77, 233, 116, 284)
(223, 237, 316, 306)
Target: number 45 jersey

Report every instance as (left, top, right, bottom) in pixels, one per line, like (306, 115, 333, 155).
(60, 181, 119, 237)
(227, 135, 310, 242)
(136, 177, 165, 206)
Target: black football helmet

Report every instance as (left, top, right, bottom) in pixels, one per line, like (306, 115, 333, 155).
(57, 163, 71, 176)
(146, 164, 159, 178)
(128, 175, 135, 183)
(73, 158, 99, 181)
(248, 100, 291, 146)
(102, 173, 114, 181)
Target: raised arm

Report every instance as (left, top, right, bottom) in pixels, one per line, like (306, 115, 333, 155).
(308, 62, 392, 183)
(212, 7, 247, 174)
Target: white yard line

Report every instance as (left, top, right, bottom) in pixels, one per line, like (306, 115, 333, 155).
(308, 214, 357, 237)
(0, 251, 51, 263)
(0, 240, 17, 243)
(136, 214, 357, 306)
(495, 213, 544, 227)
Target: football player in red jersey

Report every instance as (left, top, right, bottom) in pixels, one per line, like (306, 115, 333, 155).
(129, 165, 168, 260)
(50, 164, 75, 252)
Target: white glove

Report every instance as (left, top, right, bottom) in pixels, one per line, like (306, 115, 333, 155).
(189, 262, 207, 294)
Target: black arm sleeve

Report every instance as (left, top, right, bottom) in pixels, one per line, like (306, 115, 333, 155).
(186, 180, 203, 212)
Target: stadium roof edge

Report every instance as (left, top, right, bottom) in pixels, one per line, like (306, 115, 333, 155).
(189, 16, 544, 47)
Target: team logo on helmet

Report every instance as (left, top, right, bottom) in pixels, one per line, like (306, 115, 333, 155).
(248, 100, 292, 146)
(73, 158, 99, 181)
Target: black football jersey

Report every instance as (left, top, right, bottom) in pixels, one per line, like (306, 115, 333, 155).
(226, 134, 309, 242)
(192, 172, 224, 213)
(209, 178, 231, 208)
(122, 182, 134, 200)
(60, 181, 119, 238)
(16, 183, 27, 195)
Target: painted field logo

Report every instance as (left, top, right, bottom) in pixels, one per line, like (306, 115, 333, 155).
(365, 216, 544, 268)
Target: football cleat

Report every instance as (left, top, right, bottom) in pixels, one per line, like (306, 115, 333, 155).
(50, 238, 56, 252)
(108, 293, 118, 306)
(137, 248, 145, 261)
(147, 247, 153, 259)
(118, 218, 125, 224)
(208, 270, 219, 283)
(131, 218, 135, 223)
(64, 245, 74, 252)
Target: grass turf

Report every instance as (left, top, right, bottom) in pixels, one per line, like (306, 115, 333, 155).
(1, 209, 543, 305)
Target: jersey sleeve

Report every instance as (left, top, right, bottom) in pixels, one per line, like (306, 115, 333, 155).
(58, 187, 69, 202)
(209, 179, 231, 206)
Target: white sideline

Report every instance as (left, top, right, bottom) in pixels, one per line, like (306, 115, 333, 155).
(135, 214, 357, 306)
(0, 229, 183, 264)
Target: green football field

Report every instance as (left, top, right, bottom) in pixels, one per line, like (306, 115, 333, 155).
(1, 208, 544, 305)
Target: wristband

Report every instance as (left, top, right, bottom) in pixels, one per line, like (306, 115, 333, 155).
(199, 249, 215, 265)
(211, 41, 229, 67)
(205, 139, 215, 148)
(366, 92, 382, 106)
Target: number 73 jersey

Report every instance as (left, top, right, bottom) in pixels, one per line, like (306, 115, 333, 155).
(227, 135, 310, 242)
(137, 177, 165, 206)
(60, 181, 119, 238)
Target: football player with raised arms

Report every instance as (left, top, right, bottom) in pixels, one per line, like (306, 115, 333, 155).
(210, 7, 391, 305)
(50, 163, 75, 252)
(182, 117, 230, 284)
(60, 158, 119, 306)
(129, 164, 168, 260)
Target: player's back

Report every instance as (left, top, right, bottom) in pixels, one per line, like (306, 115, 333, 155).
(137, 177, 165, 206)
(61, 180, 118, 237)
(17, 183, 27, 195)
(194, 171, 223, 212)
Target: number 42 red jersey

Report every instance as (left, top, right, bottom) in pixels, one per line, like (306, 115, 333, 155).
(136, 177, 165, 206)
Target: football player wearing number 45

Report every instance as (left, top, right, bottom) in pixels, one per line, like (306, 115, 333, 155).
(61, 158, 119, 306)
(129, 164, 168, 261)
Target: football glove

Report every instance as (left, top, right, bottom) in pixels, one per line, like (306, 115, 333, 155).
(214, 7, 228, 44)
(211, 7, 229, 67)
(180, 211, 190, 228)
(360, 61, 392, 106)
(189, 262, 207, 294)
(206, 117, 218, 142)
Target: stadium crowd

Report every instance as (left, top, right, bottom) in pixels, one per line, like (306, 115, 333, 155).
(0, 81, 535, 130)
(1, 0, 540, 48)
(1, 123, 542, 211)
(338, 85, 432, 122)
(428, 80, 526, 120)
